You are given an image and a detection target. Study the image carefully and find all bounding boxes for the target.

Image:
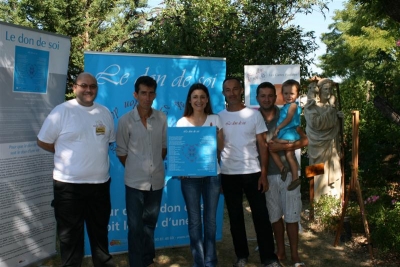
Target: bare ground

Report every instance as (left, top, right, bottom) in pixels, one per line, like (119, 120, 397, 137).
(40, 201, 400, 267)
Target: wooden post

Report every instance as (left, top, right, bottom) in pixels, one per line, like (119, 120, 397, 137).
(355, 174, 374, 258)
(350, 111, 359, 190)
(334, 184, 352, 246)
(334, 83, 346, 203)
(309, 178, 314, 220)
(305, 163, 324, 221)
(333, 111, 373, 259)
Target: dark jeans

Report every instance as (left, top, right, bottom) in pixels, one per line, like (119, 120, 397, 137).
(181, 175, 221, 267)
(125, 186, 163, 267)
(221, 172, 277, 264)
(53, 179, 114, 267)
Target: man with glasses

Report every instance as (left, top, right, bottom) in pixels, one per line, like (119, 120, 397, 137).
(37, 72, 115, 266)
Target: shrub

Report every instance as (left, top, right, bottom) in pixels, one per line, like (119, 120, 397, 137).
(364, 195, 400, 253)
(313, 194, 341, 231)
(312, 193, 400, 255)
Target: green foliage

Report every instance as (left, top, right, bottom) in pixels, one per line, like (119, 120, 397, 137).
(0, 0, 333, 94)
(319, 0, 400, 186)
(313, 194, 341, 231)
(126, 0, 330, 80)
(317, 187, 400, 255)
(362, 194, 400, 253)
(0, 0, 144, 94)
(314, 192, 400, 253)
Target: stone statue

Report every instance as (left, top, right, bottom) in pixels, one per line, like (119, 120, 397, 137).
(304, 78, 343, 200)
(305, 81, 319, 108)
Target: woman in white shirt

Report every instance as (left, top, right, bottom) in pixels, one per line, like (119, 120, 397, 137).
(176, 83, 224, 267)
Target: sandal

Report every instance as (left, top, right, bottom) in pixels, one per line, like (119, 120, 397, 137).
(294, 263, 305, 267)
(287, 178, 301, 191)
(280, 166, 288, 182)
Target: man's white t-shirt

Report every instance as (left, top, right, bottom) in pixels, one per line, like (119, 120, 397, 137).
(176, 114, 222, 175)
(218, 107, 267, 174)
(37, 99, 116, 183)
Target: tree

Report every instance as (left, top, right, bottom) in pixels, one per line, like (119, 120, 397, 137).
(357, 0, 400, 23)
(0, 0, 332, 90)
(125, 0, 330, 80)
(319, 0, 400, 184)
(0, 0, 145, 93)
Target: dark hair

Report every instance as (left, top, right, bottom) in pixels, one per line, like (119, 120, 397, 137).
(282, 79, 300, 96)
(183, 83, 213, 117)
(222, 77, 242, 91)
(256, 82, 276, 96)
(135, 76, 157, 93)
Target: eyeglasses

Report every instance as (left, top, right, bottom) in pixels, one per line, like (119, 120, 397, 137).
(75, 83, 98, 90)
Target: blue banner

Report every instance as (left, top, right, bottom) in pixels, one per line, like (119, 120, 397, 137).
(84, 52, 226, 254)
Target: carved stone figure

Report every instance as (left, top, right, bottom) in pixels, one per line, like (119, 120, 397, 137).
(304, 78, 342, 200)
(305, 81, 319, 108)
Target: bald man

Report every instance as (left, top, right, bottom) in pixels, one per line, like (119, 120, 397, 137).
(37, 72, 115, 266)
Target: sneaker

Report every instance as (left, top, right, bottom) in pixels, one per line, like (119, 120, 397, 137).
(233, 258, 248, 267)
(264, 261, 282, 267)
(280, 166, 288, 181)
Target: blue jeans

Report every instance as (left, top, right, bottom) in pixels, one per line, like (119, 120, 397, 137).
(125, 186, 163, 267)
(181, 175, 221, 267)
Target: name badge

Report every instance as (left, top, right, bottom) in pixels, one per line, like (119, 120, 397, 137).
(96, 125, 106, 135)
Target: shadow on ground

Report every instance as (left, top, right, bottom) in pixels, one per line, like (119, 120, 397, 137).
(40, 200, 398, 267)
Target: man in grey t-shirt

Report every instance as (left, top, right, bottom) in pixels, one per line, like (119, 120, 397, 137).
(256, 82, 308, 267)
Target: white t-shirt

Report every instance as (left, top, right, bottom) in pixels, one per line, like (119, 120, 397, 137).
(37, 99, 116, 183)
(218, 107, 267, 174)
(176, 114, 222, 175)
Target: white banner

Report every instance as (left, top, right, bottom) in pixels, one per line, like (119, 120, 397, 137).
(244, 65, 300, 107)
(244, 65, 301, 174)
(0, 22, 70, 267)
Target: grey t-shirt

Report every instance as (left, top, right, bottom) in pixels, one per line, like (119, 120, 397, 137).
(261, 106, 296, 176)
